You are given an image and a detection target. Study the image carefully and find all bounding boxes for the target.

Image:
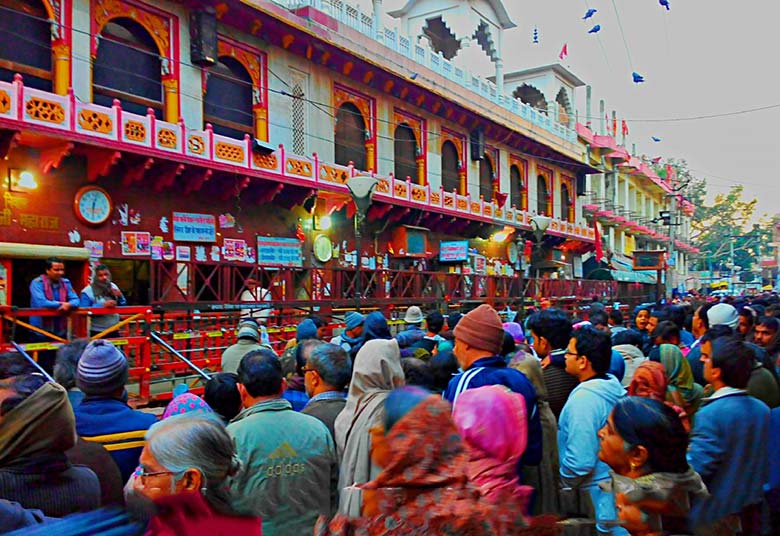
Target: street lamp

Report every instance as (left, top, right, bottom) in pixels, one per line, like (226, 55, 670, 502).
(347, 174, 379, 310)
(530, 214, 551, 242)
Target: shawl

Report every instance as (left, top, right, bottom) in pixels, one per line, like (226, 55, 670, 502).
(42, 275, 68, 332)
(318, 395, 552, 535)
(659, 344, 703, 411)
(600, 469, 708, 533)
(629, 360, 692, 432)
(0, 382, 76, 466)
(452, 385, 532, 509)
(335, 339, 404, 493)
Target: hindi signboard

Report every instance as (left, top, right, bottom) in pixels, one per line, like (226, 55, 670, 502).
(633, 250, 666, 271)
(257, 237, 303, 267)
(172, 212, 216, 242)
(439, 240, 469, 262)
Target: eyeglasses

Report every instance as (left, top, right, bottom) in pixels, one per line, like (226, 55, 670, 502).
(300, 366, 317, 375)
(138, 467, 184, 482)
(564, 351, 582, 358)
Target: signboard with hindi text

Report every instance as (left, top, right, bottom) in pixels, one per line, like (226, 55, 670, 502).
(172, 212, 217, 242)
(439, 241, 469, 262)
(257, 237, 303, 267)
(633, 250, 666, 271)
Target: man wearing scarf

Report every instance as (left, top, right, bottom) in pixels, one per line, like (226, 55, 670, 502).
(29, 257, 79, 371)
(79, 264, 126, 336)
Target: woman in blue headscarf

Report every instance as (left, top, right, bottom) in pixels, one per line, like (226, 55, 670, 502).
(349, 311, 392, 359)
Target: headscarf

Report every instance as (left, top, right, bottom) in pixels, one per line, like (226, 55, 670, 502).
(335, 339, 404, 493)
(502, 322, 526, 344)
(349, 312, 392, 358)
(628, 361, 668, 402)
(659, 344, 703, 412)
(0, 382, 76, 466)
(317, 395, 546, 535)
(452, 386, 532, 508)
(161, 393, 213, 420)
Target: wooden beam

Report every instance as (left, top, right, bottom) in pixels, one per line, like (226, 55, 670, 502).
(183, 168, 212, 195)
(152, 162, 185, 193)
(40, 142, 75, 175)
(121, 158, 153, 187)
(84, 147, 119, 181)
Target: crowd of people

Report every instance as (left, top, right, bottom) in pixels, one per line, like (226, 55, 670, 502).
(1, 292, 780, 535)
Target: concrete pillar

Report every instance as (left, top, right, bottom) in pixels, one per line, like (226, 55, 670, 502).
(599, 100, 605, 135)
(372, 0, 382, 38)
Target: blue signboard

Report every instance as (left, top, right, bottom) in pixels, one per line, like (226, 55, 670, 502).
(257, 237, 303, 267)
(172, 212, 216, 242)
(440, 240, 469, 262)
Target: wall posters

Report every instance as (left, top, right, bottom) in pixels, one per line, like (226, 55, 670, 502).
(172, 212, 217, 242)
(257, 237, 303, 267)
(121, 231, 151, 256)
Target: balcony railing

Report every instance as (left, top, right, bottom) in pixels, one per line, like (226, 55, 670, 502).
(271, 0, 577, 144)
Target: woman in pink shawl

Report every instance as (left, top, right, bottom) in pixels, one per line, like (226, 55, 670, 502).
(452, 385, 533, 512)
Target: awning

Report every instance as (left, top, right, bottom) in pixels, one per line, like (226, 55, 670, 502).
(0, 242, 91, 260)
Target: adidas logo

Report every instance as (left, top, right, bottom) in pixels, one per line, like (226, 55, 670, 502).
(268, 441, 299, 460)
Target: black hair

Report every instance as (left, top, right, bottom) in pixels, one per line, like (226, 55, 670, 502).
(401, 358, 436, 391)
(709, 336, 754, 388)
(527, 308, 572, 350)
(446, 313, 463, 331)
(611, 328, 644, 348)
(701, 324, 734, 344)
(307, 315, 326, 329)
(608, 309, 624, 327)
(756, 315, 780, 332)
(589, 311, 609, 328)
(44, 257, 62, 270)
(308, 343, 352, 390)
(696, 303, 714, 331)
(651, 320, 680, 343)
(430, 349, 459, 393)
(739, 307, 757, 327)
(426, 311, 444, 334)
(573, 325, 612, 374)
(0, 352, 36, 380)
(295, 339, 325, 376)
(501, 331, 517, 358)
(204, 372, 242, 423)
(53, 339, 90, 389)
(612, 397, 689, 474)
(237, 349, 283, 397)
(94, 264, 110, 273)
(0, 374, 47, 416)
(667, 305, 687, 330)
(650, 308, 670, 322)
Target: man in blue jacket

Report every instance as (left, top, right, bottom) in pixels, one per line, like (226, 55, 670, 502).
(558, 325, 626, 535)
(687, 334, 770, 534)
(444, 303, 542, 467)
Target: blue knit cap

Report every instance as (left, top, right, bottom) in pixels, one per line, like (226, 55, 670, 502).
(296, 319, 318, 342)
(345, 311, 365, 331)
(76, 340, 128, 396)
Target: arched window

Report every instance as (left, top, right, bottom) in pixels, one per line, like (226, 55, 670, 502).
(510, 165, 525, 210)
(394, 124, 417, 181)
(514, 84, 547, 115)
(479, 155, 494, 201)
(561, 183, 572, 222)
(537, 175, 550, 216)
(93, 18, 162, 117)
(204, 57, 253, 139)
(0, 0, 52, 90)
(441, 140, 460, 193)
(334, 102, 367, 171)
(556, 88, 572, 126)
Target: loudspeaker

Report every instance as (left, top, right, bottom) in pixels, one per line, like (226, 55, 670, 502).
(576, 172, 587, 196)
(190, 9, 218, 67)
(469, 129, 485, 161)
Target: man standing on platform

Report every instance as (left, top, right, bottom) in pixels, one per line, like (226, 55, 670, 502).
(79, 264, 126, 337)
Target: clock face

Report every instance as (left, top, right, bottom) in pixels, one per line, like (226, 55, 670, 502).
(313, 235, 333, 263)
(74, 186, 112, 225)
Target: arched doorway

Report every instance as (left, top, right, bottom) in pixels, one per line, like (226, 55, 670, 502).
(561, 183, 573, 222)
(204, 56, 254, 139)
(479, 155, 494, 201)
(0, 0, 52, 90)
(93, 18, 162, 117)
(514, 84, 548, 114)
(537, 175, 550, 215)
(510, 164, 525, 210)
(394, 124, 418, 181)
(441, 140, 460, 193)
(334, 102, 367, 171)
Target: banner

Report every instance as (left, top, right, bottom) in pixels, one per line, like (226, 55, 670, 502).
(172, 212, 216, 242)
(257, 237, 303, 267)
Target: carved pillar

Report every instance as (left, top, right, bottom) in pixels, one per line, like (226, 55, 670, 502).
(416, 155, 425, 185)
(253, 103, 268, 142)
(52, 40, 70, 95)
(458, 168, 466, 196)
(162, 76, 179, 123)
(364, 140, 375, 172)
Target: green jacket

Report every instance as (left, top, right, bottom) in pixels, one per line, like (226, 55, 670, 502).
(220, 339, 272, 374)
(227, 398, 337, 536)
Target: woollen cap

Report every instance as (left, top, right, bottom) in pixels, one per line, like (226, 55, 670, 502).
(345, 311, 365, 331)
(404, 306, 424, 324)
(708, 303, 739, 329)
(454, 304, 505, 355)
(76, 340, 128, 396)
(237, 323, 260, 341)
(296, 319, 318, 342)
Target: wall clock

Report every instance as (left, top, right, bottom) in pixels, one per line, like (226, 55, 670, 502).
(74, 186, 113, 226)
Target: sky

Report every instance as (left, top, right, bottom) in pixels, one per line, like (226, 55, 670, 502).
(361, 0, 780, 221)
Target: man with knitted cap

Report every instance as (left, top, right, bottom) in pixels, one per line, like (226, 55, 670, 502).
(74, 340, 157, 482)
(443, 304, 542, 468)
(329, 311, 364, 354)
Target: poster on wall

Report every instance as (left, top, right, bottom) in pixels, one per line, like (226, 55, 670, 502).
(257, 237, 303, 267)
(151, 236, 164, 260)
(223, 238, 248, 262)
(121, 231, 151, 256)
(83, 240, 104, 259)
(172, 212, 217, 242)
(176, 246, 191, 261)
